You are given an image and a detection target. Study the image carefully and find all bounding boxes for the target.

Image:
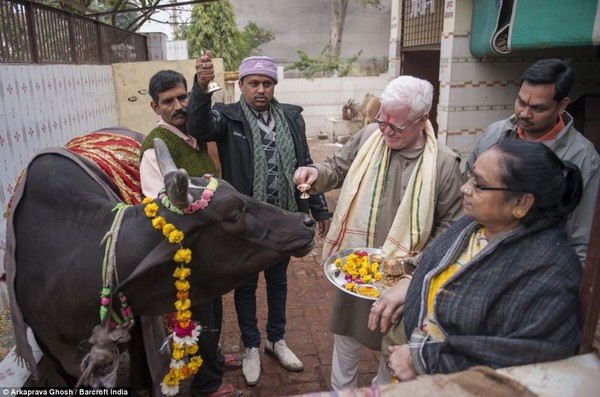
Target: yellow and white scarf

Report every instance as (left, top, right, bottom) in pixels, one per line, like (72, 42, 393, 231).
(322, 121, 438, 263)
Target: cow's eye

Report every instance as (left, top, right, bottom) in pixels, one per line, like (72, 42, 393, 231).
(226, 206, 245, 223)
(228, 211, 241, 223)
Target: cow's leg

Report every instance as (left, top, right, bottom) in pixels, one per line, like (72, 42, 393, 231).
(33, 336, 78, 387)
(128, 323, 153, 397)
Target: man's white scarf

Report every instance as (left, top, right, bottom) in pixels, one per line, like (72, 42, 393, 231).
(322, 121, 437, 263)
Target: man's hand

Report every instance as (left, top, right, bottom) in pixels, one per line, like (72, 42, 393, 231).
(316, 219, 331, 238)
(368, 277, 411, 333)
(293, 166, 319, 186)
(195, 50, 216, 93)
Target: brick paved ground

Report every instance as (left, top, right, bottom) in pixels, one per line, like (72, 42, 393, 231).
(213, 237, 380, 397)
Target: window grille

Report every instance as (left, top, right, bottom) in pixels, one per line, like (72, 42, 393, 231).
(402, 0, 444, 47)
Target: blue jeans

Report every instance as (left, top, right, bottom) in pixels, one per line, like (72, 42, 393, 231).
(234, 257, 290, 348)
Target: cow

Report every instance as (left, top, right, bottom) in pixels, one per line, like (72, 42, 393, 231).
(4, 130, 315, 394)
(359, 93, 381, 126)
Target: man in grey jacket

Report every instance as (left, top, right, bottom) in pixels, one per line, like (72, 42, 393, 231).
(466, 59, 600, 265)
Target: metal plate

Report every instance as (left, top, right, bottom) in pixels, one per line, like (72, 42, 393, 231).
(323, 247, 383, 301)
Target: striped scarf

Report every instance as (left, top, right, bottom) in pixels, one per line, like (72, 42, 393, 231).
(322, 121, 438, 262)
(240, 96, 297, 211)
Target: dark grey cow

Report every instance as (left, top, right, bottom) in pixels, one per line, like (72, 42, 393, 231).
(5, 132, 315, 394)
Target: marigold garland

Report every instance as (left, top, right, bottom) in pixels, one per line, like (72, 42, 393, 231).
(141, 196, 202, 396)
(143, 174, 218, 396)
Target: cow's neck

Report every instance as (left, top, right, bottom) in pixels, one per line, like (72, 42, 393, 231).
(111, 203, 194, 316)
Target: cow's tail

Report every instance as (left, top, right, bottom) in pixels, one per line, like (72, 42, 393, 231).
(76, 325, 131, 388)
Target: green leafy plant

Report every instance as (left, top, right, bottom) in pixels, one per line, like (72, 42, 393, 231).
(178, 0, 274, 71)
(285, 46, 362, 78)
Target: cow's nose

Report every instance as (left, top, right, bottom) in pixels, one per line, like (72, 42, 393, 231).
(301, 213, 316, 228)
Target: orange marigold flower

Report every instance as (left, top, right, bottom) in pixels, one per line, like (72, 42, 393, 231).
(176, 310, 191, 322)
(178, 319, 191, 328)
(168, 230, 184, 244)
(190, 356, 204, 367)
(174, 298, 191, 311)
(172, 348, 185, 361)
(180, 366, 190, 378)
(173, 267, 191, 280)
(162, 223, 176, 237)
(152, 216, 166, 230)
(144, 203, 159, 218)
(174, 248, 192, 264)
(163, 369, 180, 387)
(175, 280, 190, 291)
(186, 344, 199, 355)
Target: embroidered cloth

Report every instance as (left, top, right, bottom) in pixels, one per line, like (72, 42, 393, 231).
(66, 132, 143, 205)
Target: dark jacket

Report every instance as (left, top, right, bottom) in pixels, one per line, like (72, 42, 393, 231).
(188, 79, 332, 221)
(403, 216, 582, 374)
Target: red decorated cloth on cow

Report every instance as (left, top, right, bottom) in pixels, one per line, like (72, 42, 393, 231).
(65, 132, 143, 205)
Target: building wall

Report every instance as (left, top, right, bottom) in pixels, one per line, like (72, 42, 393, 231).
(438, 0, 600, 162)
(230, 0, 392, 64)
(112, 59, 226, 135)
(0, 63, 117, 278)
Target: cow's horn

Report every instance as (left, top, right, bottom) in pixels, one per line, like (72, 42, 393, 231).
(153, 138, 177, 177)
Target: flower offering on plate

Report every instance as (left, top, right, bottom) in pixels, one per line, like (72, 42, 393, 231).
(323, 247, 386, 300)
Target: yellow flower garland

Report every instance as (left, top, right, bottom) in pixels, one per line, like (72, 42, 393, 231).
(141, 197, 202, 396)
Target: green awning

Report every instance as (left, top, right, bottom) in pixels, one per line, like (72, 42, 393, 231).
(470, 0, 600, 59)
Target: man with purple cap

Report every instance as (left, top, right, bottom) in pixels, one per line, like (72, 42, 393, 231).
(187, 51, 332, 387)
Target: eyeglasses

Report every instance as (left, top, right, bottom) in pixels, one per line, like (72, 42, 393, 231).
(375, 110, 422, 133)
(466, 171, 519, 192)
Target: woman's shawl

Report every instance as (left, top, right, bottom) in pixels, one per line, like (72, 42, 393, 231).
(400, 216, 582, 374)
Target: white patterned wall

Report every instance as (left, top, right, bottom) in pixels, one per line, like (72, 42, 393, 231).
(0, 64, 118, 277)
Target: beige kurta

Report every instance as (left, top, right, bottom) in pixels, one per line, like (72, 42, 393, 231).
(312, 124, 464, 349)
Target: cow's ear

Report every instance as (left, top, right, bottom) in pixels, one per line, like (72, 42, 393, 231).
(116, 240, 176, 314)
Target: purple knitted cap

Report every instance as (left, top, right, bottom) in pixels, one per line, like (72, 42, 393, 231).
(238, 56, 278, 84)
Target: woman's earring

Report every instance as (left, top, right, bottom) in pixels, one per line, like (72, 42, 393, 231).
(513, 208, 525, 219)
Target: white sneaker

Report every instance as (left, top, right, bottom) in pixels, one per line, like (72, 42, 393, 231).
(265, 339, 304, 372)
(242, 347, 261, 386)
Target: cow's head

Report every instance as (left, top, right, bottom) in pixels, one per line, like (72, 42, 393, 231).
(118, 139, 316, 314)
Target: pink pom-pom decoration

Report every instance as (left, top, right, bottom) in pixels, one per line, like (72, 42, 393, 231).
(174, 321, 196, 338)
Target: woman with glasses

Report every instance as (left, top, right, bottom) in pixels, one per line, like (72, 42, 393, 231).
(369, 140, 583, 382)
